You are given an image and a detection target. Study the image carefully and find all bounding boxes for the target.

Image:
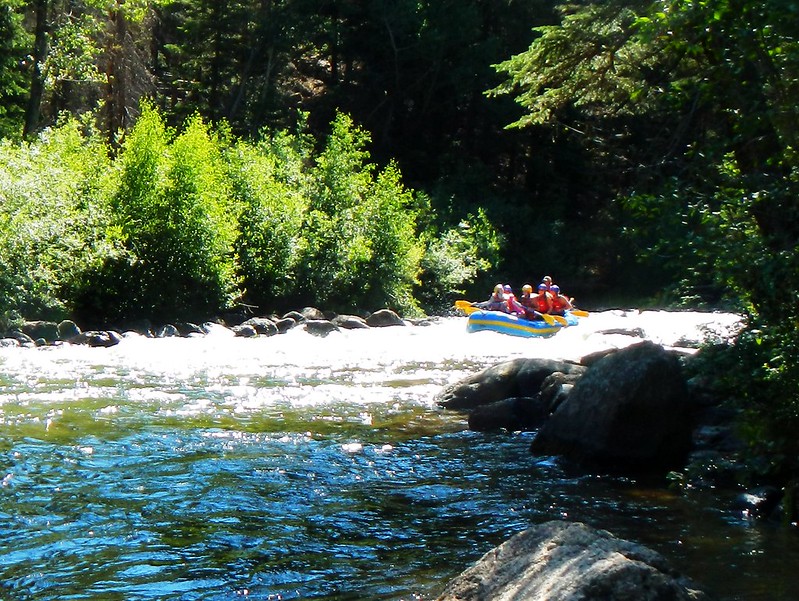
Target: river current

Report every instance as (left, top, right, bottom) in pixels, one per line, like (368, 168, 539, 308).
(1, 309, 796, 600)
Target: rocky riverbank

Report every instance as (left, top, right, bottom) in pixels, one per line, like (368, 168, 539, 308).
(431, 339, 799, 598)
(1, 307, 418, 348)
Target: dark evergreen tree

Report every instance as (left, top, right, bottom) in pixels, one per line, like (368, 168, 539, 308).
(0, 0, 30, 138)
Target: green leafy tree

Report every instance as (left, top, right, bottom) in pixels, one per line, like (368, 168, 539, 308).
(230, 127, 311, 312)
(359, 163, 424, 314)
(492, 0, 799, 481)
(294, 112, 427, 314)
(78, 105, 240, 324)
(18, 0, 159, 140)
(0, 115, 116, 319)
(297, 112, 376, 310)
(155, 0, 314, 136)
(417, 208, 503, 313)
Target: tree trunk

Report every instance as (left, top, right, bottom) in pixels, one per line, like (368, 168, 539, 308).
(106, 2, 129, 143)
(23, 0, 49, 138)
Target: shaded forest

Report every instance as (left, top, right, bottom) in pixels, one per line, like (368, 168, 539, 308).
(2, 0, 799, 486)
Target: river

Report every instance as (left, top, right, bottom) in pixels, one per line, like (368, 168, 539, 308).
(1, 309, 796, 600)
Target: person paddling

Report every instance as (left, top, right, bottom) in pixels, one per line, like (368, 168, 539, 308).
(474, 284, 508, 312)
(519, 283, 549, 320)
(532, 283, 553, 314)
(502, 284, 526, 316)
(549, 284, 573, 315)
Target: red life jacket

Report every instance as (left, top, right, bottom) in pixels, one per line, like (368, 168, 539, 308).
(533, 293, 551, 313)
(551, 295, 570, 313)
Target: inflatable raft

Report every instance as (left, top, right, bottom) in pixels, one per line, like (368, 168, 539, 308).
(466, 310, 563, 338)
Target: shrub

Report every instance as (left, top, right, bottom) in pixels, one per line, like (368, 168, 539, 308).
(229, 130, 309, 312)
(76, 106, 240, 324)
(0, 116, 116, 320)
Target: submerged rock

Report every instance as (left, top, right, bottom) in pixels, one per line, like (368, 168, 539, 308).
(304, 320, 340, 337)
(467, 396, 549, 432)
(436, 521, 709, 601)
(365, 308, 405, 327)
(436, 358, 585, 411)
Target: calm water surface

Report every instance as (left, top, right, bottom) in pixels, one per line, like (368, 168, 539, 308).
(1, 311, 796, 600)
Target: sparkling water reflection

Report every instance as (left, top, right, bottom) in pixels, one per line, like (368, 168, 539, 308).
(1, 311, 797, 600)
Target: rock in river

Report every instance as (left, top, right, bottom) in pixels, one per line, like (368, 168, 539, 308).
(436, 520, 709, 601)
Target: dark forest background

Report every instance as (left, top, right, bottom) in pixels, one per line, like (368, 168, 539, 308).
(2, 0, 799, 487)
(3, 0, 685, 310)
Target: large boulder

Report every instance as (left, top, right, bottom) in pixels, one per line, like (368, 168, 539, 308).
(531, 341, 692, 473)
(436, 358, 586, 411)
(436, 521, 709, 601)
(365, 308, 405, 327)
(22, 320, 58, 343)
(241, 317, 279, 336)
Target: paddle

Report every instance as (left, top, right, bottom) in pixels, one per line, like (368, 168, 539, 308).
(454, 300, 479, 315)
(454, 300, 563, 326)
(570, 309, 589, 318)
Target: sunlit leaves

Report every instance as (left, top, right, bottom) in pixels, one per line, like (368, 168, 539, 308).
(108, 106, 240, 321)
(297, 112, 424, 313)
(230, 131, 310, 309)
(0, 117, 116, 318)
(0, 103, 501, 320)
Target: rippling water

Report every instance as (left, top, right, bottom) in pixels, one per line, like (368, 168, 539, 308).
(1, 310, 797, 600)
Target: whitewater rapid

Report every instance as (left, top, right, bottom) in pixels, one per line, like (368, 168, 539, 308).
(0, 309, 744, 423)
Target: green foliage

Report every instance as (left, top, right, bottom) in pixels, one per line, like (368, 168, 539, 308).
(0, 0, 29, 138)
(297, 113, 416, 313)
(696, 320, 799, 484)
(490, 1, 654, 128)
(491, 0, 799, 483)
(417, 209, 503, 313)
(229, 129, 310, 312)
(359, 163, 424, 315)
(78, 105, 239, 323)
(0, 115, 116, 319)
(0, 102, 503, 323)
